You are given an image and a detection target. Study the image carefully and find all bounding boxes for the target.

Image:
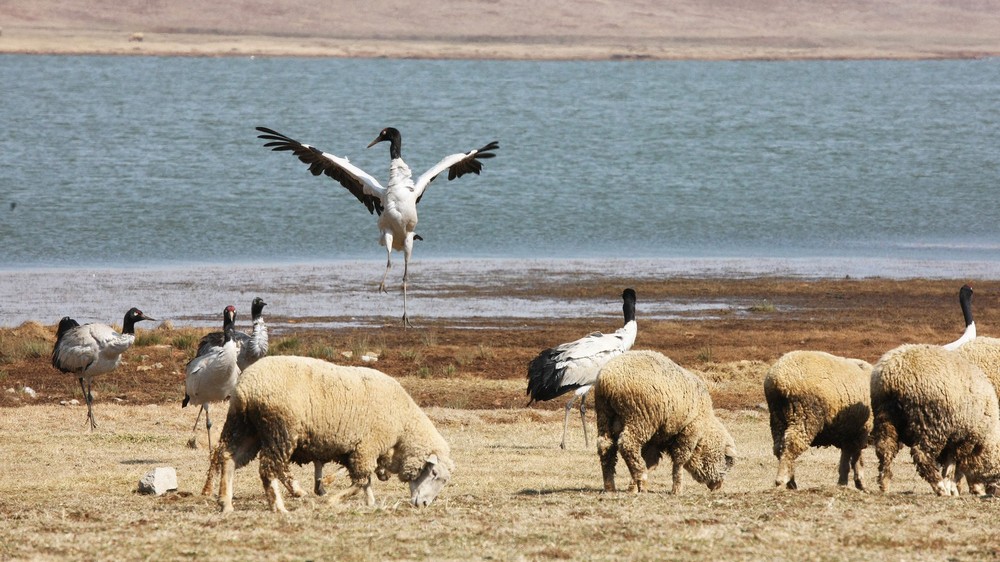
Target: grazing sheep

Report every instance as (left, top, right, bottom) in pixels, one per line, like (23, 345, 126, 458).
(870, 344, 1000, 495)
(208, 356, 454, 513)
(595, 350, 736, 494)
(763, 350, 873, 490)
(956, 337, 1000, 390)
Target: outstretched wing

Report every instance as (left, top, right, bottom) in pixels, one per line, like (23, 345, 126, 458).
(256, 127, 386, 215)
(413, 141, 499, 203)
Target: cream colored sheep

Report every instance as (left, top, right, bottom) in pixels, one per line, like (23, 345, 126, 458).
(870, 344, 1000, 495)
(595, 350, 736, 494)
(764, 350, 873, 490)
(207, 356, 454, 513)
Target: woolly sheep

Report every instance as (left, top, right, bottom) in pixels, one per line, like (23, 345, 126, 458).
(595, 350, 737, 494)
(870, 344, 1000, 495)
(956, 336, 1000, 390)
(763, 350, 873, 490)
(208, 355, 454, 513)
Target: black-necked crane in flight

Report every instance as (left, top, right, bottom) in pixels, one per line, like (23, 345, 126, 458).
(526, 289, 637, 449)
(256, 126, 499, 326)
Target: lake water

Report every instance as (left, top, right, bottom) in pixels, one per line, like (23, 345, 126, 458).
(1, 56, 999, 325)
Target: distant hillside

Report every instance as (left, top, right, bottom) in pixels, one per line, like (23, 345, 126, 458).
(2, 0, 999, 59)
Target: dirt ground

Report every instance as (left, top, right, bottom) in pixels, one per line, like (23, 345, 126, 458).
(2, 276, 992, 413)
(2, 0, 999, 60)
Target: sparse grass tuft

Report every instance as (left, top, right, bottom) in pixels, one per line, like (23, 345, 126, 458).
(696, 345, 714, 362)
(273, 336, 301, 354)
(400, 349, 424, 364)
(134, 331, 165, 347)
(305, 344, 337, 361)
(747, 300, 776, 313)
(171, 333, 199, 351)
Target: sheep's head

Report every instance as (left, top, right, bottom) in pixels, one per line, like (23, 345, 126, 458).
(686, 420, 737, 491)
(409, 453, 453, 507)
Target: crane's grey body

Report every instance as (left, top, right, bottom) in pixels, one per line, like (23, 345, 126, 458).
(185, 305, 241, 453)
(51, 308, 156, 430)
(527, 289, 637, 449)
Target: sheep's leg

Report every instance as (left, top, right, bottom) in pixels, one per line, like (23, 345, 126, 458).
(617, 428, 648, 493)
(671, 460, 684, 496)
(871, 411, 901, 493)
(314, 462, 327, 496)
(218, 453, 236, 514)
(327, 478, 372, 505)
(846, 445, 866, 491)
(911, 444, 952, 496)
(263, 474, 288, 513)
(837, 448, 852, 487)
(596, 409, 619, 493)
(560, 394, 579, 450)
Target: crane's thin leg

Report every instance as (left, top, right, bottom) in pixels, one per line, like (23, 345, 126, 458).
(80, 377, 97, 430)
(579, 390, 590, 448)
(401, 234, 414, 328)
(191, 405, 203, 432)
(379, 233, 393, 294)
(205, 404, 213, 456)
(560, 394, 579, 449)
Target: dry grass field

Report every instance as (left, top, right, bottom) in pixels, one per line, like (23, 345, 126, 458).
(3, 403, 1000, 561)
(3, 277, 1000, 559)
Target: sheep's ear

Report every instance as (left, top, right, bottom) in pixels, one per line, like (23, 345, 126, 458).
(725, 445, 738, 459)
(426, 454, 439, 466)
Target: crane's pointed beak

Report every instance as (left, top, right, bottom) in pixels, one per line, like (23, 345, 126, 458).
(367, 137, 381, 149)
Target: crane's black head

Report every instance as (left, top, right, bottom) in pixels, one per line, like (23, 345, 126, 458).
(251, 297, 267, 320)
(367, 127, 402, 159)
(223, 305, 237, 329)
(622, 288, 637, 323)
(122, 307, 156, 334)
(56, 316, 80, 338)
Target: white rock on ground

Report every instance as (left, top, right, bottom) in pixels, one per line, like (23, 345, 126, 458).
(138, 467, 178, 496)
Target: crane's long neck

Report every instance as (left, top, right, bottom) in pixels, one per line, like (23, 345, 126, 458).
(122, 315, 139, 335)
(387, 134, 402, 160)
(623, 298, 636, 325)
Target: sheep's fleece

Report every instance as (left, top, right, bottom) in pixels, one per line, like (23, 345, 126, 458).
(595, 350, 736, 494)
(210, 355, 454, 512)
(870, 344, 1000, 495)
(764, 350, 872, 490)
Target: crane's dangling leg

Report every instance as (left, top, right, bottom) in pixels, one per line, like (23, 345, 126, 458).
(80, 377, 97, 430)
(379, 232, 393, 294)
(401, 233, 415, 327)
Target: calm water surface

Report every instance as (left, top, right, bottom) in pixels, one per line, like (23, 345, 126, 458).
(2, 56, 999, 270)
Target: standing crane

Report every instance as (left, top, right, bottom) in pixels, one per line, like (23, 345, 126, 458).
(527, 289, 637, 449)
(52, 307, 157, 430)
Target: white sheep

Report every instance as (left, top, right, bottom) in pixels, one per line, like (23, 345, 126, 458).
(763, 350, 873, 490)
(207, 355, 454, 513)
(594, 350, 737, 494)
(870, 344, 1000, 495)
